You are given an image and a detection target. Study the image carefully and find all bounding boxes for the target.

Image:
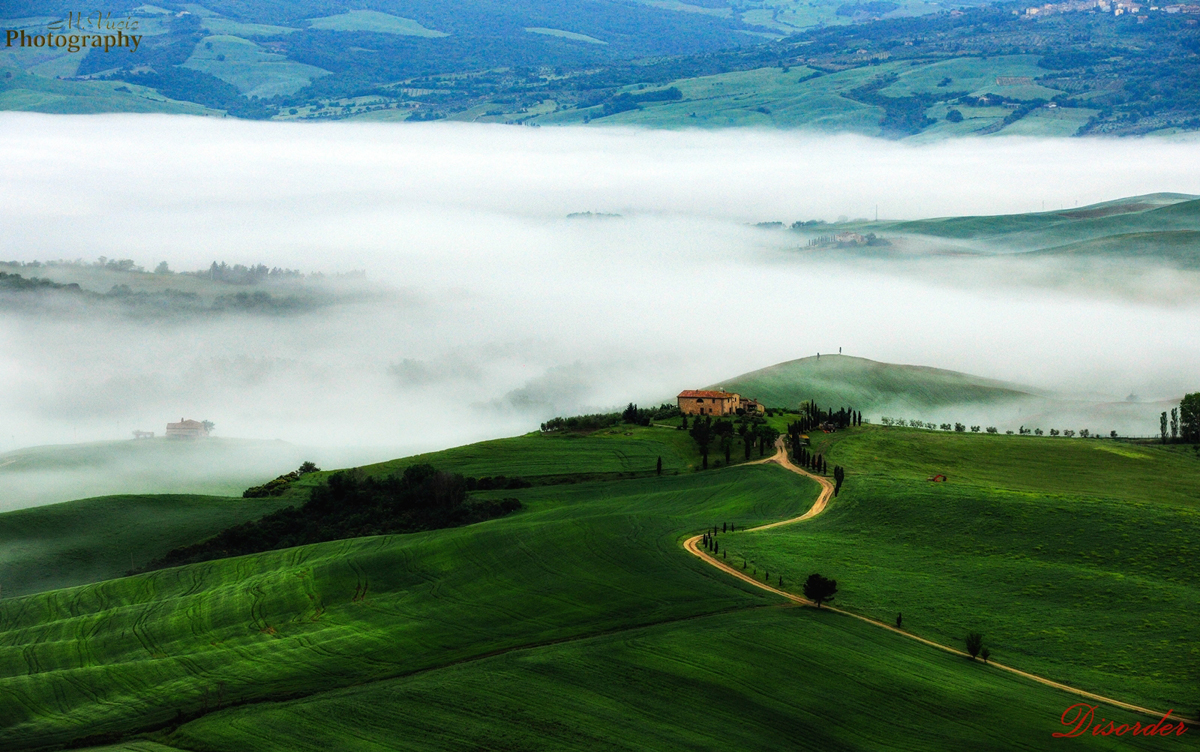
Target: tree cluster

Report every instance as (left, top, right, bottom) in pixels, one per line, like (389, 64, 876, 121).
(790, 440, 828, 476)
(541, 402, 679, 433)
(143, 464, 521, 572)
(242, 461, 321, 498)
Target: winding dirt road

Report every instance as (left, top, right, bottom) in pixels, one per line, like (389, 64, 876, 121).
(684, 440, 1192, 724)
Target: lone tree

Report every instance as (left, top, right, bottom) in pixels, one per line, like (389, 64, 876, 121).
(656, 456, 662, 476)
(689, 419, 713, 469)
(965, 632, 984, 660)
(803, 573, 838, 608)
(833, 465, 845, 496)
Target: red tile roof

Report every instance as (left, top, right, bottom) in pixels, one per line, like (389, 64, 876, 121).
(678, 390, 733, 399)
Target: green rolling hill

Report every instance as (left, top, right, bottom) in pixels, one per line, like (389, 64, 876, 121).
(0, 493, 293, 599)
(713, 354, 1036, 412)
(728, 425, 1200, 713)
(1027, 230, 1200, 269)
(1, 419, 1197, 749)
(859, 194, 1200, 256)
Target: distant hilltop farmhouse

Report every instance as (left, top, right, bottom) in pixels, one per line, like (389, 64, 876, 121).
(165, 418, 212, 439)
(677, 390, 764, 416)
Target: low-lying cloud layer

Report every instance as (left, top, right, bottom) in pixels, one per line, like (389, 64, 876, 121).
(2, 113, 1199, 507)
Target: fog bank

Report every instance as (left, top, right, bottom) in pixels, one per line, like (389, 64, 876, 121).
(1, 114, 1198, 506)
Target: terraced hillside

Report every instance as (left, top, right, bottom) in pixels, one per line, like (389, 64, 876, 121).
(713, 354, 1035, 412)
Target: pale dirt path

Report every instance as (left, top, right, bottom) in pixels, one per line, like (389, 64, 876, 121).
(685, 440, 1192, 724)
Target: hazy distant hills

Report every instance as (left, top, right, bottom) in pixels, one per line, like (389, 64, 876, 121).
(714, 353, 1171, 437)
(810, 194, 1200, 267)
(4, 0, 1200, 137)
(713, 354, 1037, 412)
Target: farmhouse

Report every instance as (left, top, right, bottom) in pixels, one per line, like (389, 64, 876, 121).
(677, 390, 765, 416)
(165, 418, 210, 439)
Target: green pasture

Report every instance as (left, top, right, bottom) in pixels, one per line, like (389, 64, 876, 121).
(309, 426, 706, 488)
(1028, 230, 1200, 269)
(162, 607, 1187, 752)
(727, 426, 1200, 710)
(0, 494, 293, 598)
(875, 194, 1200, 251)
(0, 63, 218, 115)
(0, 465, 817, 749)
(199, 18, 298, 37)
(877, 55, 1045, 98)
(304, 11, 448, 37)
(525, 27, 608, 44)
(715, 353, 1034, 412)
(183, 35, 329, 98)
(805, 424, 1200, 506)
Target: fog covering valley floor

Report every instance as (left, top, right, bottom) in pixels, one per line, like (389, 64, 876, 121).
(1, 419, 1198, 750)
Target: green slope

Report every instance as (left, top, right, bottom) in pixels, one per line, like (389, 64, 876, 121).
(871, 194, 1200, 252)
(0, 494, 293, 599)
(713, 354, 1035, 412)
(729, 426, 1200, 711)
(1026, 230, 1200, 269)
(0, 63, 221, 116)
(162, 607, 1183, 752)
(0, 465, 816, 749)
(5, 422, 1198, 749)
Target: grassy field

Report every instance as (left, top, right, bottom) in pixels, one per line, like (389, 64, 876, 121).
(183, 35, 330, 99)
(1028, 230, 1200, 269)
(726, 426, 1200, 710)
(527, 55, 1113, 137)
(0, 62, 219, 116)
(871, 194, 1200, 252)
(161, 606, 1187, 752)
(3, 418, 1197, 748)
(714, 354, 1035, 412)
(294, 425, 709, 490)
(305, 10, 448, 37)
(0, 494, 293, 598)
(0, 464, 817, 749)
(526, 27, 608, 44)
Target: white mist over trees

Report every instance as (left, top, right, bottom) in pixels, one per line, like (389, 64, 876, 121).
(1, 114, 1198, 484)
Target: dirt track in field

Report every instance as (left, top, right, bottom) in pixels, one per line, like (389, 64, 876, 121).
(684, 439, 1191, 725)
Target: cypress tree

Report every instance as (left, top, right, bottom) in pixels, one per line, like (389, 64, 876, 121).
(656, 456, 662, 475)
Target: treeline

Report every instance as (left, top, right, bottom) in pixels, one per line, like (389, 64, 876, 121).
(4, 257, 308, 282)
(540, 402, 680, 432)
(0, 271, 318, 317)
(881, 416, 1123, 439)
(592, 86, 683, 117)
(1160, 395, 1200, 443)
(141, 464, 521, 572)
(793, 402, 862, 433)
